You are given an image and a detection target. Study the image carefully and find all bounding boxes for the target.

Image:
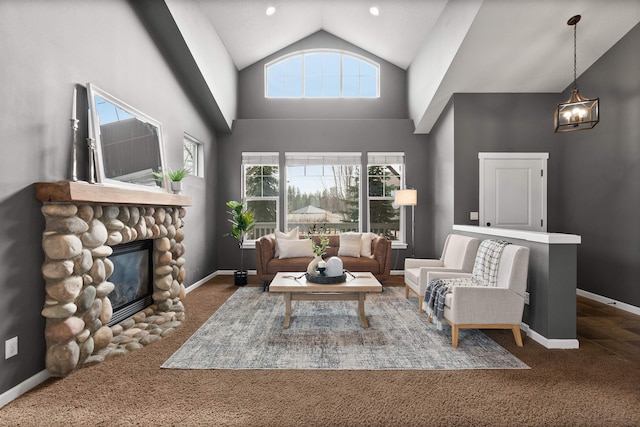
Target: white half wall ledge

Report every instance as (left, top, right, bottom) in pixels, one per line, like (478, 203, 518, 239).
(453, 225, 581, 245)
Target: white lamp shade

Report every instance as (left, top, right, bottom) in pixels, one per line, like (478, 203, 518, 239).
(394, 189, 417, 206)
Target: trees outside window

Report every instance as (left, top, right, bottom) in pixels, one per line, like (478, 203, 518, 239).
(367, 154, 404, 241)
(285, 153, 361, 234)
(241, 152, 407, 244)
(242, 153, 279, 240)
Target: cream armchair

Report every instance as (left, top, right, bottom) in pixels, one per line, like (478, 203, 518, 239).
(404, 234, 480, 312)
(425, 243, 530, 348)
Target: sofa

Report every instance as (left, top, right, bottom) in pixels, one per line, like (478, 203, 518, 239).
(256, 233, 392, 284)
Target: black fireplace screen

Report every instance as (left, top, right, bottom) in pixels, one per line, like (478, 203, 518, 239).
(107, 239, 153, 324)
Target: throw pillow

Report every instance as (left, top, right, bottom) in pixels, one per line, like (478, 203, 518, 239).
(274, 227, 299, 258)
(277, 238, 313, 259)
(360, 232, 376, 258)
(338, 232, 362, 258)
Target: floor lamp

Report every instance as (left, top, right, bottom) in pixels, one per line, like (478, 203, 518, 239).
(395, 189, 418, 258)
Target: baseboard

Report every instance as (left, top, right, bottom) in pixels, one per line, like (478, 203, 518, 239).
(520, 323, 580, 349)
(0, 369, 50, 409)
(185, 270, 258, 294)
(577, 288, 640, 316)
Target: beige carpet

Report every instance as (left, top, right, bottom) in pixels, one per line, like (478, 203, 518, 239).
(3, 278, 640, 426)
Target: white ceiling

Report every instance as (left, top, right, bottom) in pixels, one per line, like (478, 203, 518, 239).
(189, 0, 640, 132)
(196, 0, 449, 70)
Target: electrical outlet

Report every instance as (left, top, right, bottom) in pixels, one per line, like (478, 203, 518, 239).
(470, 211, 479, 220)
(524, 292, 530, 305)
(5, 336, 18, 359)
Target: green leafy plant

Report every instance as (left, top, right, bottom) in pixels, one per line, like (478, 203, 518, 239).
(310, 235, 330, 257)
(152, 168, 190, 182)
(226, 201, 256, 272)
(307, 224, 329, 257)
(167, 168, 189, 182)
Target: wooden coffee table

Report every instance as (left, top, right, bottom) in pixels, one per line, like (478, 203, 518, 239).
(268, 272, 383, 329)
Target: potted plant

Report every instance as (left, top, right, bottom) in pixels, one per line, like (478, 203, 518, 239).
(152, 168, 189, 194)
(226, 200, 255, 286)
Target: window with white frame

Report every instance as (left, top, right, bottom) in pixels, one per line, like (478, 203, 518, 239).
(266, 50, 379, 98)
(367, 153, 404, 241)
(285, 153, 361, 234)
(183, 134, 204, 178)
(242, 152, 279, 241)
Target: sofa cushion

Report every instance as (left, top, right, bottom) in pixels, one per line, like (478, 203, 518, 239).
(274, 227, 299, 258)
(360, 232, 376, 258)
(338, 232, 362, 258)
(277, 238, 313, 259)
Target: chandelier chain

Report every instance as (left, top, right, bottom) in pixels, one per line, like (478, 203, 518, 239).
(573, 22, 578, 90)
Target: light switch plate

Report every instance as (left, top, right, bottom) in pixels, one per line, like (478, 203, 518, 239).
(470, 212, 479, 220)
(5, 336, 18, 359)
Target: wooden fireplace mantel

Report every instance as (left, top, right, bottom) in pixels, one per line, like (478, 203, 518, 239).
(35, 181, 192, 207)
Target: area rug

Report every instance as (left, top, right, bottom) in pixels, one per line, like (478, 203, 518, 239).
(162, 287, 529, 370)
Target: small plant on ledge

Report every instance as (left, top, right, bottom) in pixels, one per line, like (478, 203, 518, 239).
(226, 200, 256, 286)
(167, 168, 189, 182)
(153, 168, 190, 194)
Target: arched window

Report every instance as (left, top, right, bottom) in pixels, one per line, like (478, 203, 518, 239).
(265, 50, 379, 98)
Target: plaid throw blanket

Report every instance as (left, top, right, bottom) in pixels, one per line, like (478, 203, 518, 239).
(471, 239, 511, 286)
(424, 239, 510, 330)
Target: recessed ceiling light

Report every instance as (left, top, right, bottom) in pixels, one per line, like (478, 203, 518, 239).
(266, 6, 276, 16)
(369, 6, 380, 16)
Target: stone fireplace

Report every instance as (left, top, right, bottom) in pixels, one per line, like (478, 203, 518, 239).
(36, 181, 192, 376)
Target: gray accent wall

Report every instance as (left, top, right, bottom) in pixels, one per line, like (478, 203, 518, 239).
(428, 23, 640, 308)
(216, 119, 428, 272)
(0, 1, 217, 397)
(238, 31, 408, 120)
(427, 100, 455, 258)
(558, 22, 640, 306)
(216, 32, 428, 272)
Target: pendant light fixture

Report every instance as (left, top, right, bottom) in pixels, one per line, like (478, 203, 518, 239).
(554, 15, 599, 133)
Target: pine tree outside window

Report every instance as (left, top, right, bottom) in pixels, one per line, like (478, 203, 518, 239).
(367, 153, 404, 241)
(242, 153, 279, 241)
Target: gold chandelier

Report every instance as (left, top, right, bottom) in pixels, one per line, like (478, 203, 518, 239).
(554, 15, 599, 133)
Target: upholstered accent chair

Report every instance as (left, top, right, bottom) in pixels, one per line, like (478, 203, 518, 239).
(426, 243, 530, 348)
(404, 234, 480, 312)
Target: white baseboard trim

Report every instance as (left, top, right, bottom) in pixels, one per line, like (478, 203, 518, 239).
(185, 270, 258, 294)
(0, 369, 50, 409)
(520, 323, 580, 349)
(577, 288, 640, 316)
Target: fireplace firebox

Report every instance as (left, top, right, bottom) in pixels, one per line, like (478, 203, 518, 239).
(107, 240, 154, 325)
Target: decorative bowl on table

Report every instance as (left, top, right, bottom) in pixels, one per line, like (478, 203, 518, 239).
(305, 272, 347, 284)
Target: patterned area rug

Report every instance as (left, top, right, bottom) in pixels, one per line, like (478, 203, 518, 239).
(162, 287, 529, 370)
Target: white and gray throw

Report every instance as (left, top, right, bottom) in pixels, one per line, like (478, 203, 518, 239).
(424, 239, 510, 330)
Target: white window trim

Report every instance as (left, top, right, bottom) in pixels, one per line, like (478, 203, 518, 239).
(183, 133, 204, 178)
(264, 49, 380, 99)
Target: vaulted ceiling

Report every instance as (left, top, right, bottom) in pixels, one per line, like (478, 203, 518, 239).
(164, 0, 640, 133)
(196, 0, 449, 70)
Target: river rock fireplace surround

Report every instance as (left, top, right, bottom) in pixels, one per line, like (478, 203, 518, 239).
(36, 181, 192, 376)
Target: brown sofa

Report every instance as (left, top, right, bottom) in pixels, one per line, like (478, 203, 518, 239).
(256, 234, 392, 284)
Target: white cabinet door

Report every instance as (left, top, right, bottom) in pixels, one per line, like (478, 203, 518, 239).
(479, 153, 548, 231)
